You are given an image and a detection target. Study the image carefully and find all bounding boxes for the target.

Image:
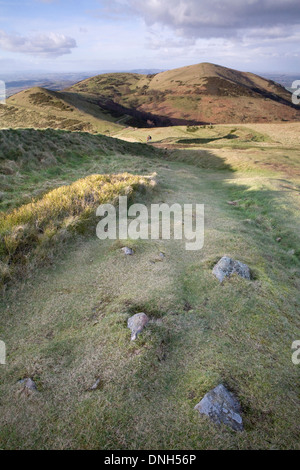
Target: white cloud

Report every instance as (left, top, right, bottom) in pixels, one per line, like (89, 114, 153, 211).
(108, 0, 300, 72)
(128, 0, 300, 38)
(0, 30, 77, 57)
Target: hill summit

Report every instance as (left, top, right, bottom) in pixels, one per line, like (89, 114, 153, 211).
(66, 62, 300, 125)
(1, 63, 299, 130)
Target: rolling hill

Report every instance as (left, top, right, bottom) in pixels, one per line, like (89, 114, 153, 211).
(1, 63, 299, 133)
(0, 87, 123, 134)
(66, 62, 300, 125)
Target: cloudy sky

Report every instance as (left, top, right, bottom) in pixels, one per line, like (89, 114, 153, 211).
(0, 0, 300, 74)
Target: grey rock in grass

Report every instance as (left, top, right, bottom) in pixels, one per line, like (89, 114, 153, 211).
(18, 378, 38, 395)
(122, 247, 134, 255)
(24, 378, 37, 391)
(213, 256, 251, 282)
(89, 378, 101, 391)
(194, 384, 243, 432)
(127, 312, 149, 341)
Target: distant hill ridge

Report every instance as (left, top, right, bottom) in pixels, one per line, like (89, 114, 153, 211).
(66, 62, 300, 125)
(1, 62, 299, 129)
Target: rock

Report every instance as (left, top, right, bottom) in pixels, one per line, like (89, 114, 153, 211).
(194, 384, 243, 432)
(89, 378, 101, 391)
(24, 378, 37, 391)
(213, 256, 251, 282)
(150, 252, 165, 263)
(127, 312, 149, 341)
(276, 237, 282, 243)
(18, 378, 38, 396)
(122, 247, 134, 255)
(227, 200, 238, 206)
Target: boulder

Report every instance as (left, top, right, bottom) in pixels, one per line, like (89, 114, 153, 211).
(213, 256, 251, 282)
(194, 384, 243, 432)
(127, 312, 149, 341)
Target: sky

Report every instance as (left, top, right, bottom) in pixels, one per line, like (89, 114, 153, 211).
(0, 0, 300, 75)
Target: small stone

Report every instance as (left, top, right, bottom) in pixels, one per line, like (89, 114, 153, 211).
(18, 378, 38, 396)
(122, 247, 134, 255)
(127, 312, 149, 341)
(194, 384, 243, 432)
(227, 201, 238, 206)
(89, 378, 101, 391)
(213, 256, 251, 283)
(276, 237, 282, 243)
(24, 378, 37, 391)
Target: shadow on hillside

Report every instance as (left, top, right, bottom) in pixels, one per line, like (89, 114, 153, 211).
(62, 91, 211, 128)
(163, 148, 234, 171)
(177, 133, 238, 145)
(162, 146, 300, 262)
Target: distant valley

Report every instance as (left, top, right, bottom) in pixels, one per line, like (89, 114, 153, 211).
(3, 70, 164, 98)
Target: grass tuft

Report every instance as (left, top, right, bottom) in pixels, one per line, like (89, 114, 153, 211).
(0, 172, 154, 289)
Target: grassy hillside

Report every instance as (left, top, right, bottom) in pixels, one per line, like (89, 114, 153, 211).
(67, 63, 300, 125)
(0, 172, 154, 289)
(2, 63, 299, 134)
(0, 87, 123, 134)
(0, 123, 299, 449)
(0, 128, 158, 212)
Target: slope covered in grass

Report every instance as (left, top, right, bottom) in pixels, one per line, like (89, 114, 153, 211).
(0, 123, 299, 449)
(0, 173, 154, 288)
(0, 87, 123, 133)
(2, 63, 299, 134)
(67, 63, 300, 125)
(0, 128, 159, 211)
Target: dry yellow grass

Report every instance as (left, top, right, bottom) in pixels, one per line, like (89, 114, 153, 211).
(0, 173, 154, 288)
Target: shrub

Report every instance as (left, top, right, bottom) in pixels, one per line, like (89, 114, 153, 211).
(186, 125, 199, 133)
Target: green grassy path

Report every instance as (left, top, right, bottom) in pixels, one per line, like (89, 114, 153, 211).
(0, 152, 300, 449)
